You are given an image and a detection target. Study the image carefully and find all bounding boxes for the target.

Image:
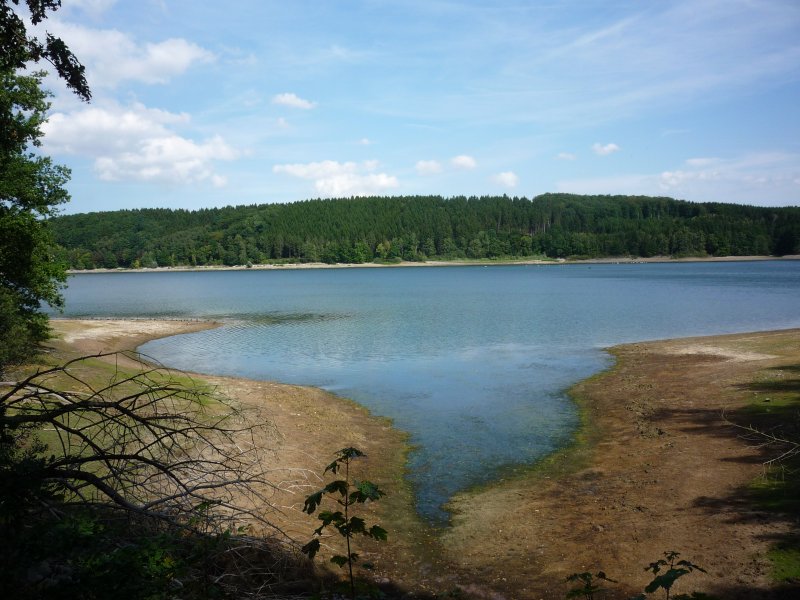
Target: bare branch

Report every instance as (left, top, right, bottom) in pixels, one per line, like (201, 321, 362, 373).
(0, 352, 290, 537)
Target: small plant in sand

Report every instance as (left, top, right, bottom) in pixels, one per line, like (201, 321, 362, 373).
(301, 447, 388, 600)
(565, 571, 616, 599)
(637, 550, 708, 600)
(566, 551, 711, 600)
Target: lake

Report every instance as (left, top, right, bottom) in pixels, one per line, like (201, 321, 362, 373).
(55, 261, 800, 522)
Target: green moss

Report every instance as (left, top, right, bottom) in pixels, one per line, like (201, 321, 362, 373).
(768, 544, 800, 582)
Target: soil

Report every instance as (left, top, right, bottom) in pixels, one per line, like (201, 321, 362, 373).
(47, 320, 800, 599)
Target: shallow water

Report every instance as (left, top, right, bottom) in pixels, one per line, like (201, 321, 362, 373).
(56, 261, 800, 521)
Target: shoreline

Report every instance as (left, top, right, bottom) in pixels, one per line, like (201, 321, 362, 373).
(47, 319, 800, 598)
(66, 253, 800, 274)
(442, 328, 800, 599)
(46, 318, 424, 565)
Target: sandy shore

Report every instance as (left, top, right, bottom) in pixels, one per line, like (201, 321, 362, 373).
(47, 319, 417, 556)
(47, 319, 800, 599)
(66, 254, 800, 274)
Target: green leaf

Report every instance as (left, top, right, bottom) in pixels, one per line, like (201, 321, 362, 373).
(324, 479, 349, 497)
(330, 555, 349, 568)
(369, 525, 388, 541)
(348, 516, 367, 535)
(302, 490, 324, 514)
(318, 510, 345, 527)
(337, 447, 365, 460)
(301, 538, 321, 560)
(352, 480, 385, 502)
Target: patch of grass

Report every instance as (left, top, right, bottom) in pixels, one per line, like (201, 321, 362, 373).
(733, 358, 800, 584)
(768, 542, 800, 583)
(748, 464, 800, 513)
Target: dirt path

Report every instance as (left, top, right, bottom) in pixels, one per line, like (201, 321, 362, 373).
(47, 320, 800, 598)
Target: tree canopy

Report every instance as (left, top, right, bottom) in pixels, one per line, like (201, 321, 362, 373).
(0, 68, 70, 369)
(1, 0, 86, 371)
(51, 194, 800, 269)
(0, 0, 90, 100)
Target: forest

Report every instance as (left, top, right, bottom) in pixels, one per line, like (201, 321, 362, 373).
(49, 194, 800, 269)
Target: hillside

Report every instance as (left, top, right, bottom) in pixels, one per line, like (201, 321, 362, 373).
(49, 194, 800, 269)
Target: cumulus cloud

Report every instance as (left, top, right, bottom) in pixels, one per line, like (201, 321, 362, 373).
(492, 171, 519, 188)
(451, 155, 478, 169)
(314, 173, 399, 197)
(592, 142, 620, 156)
(556, 152, 577, 160)
(273, 160, 398, 197)
(415, 160, 443, 175)
(556, 152, 800, 206)
(43, 103, 237, 186)
(47, 21, 213, 87)
(272, 92, 317, 109)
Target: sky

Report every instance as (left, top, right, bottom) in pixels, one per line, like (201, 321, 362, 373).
(24, 0, 800, 213)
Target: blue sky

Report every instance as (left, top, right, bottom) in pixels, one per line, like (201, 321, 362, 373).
(29, 0, 800, 213)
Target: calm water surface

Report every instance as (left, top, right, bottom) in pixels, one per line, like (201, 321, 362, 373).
(56, 262, 800, 522)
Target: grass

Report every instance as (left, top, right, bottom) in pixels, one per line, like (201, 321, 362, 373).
(733, 356, 800, 583)
(768, 543, 800, 583)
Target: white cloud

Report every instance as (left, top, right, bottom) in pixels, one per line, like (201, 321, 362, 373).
(415, 160, 443, 175)
(492, 171, 519, 188)
(43, 103, 237, 186)
(359, 138, 372, 145)
(592, 142, 620, 156)
(273, 160, 358, 180)
(451, 155, 477, 169)
(273, 160, 398, 197)
(315, 173, 399, 197)
(272, 92, 317, 109)
(556, 152, 800, 206)
(685, 157, 721, 168)
(49, 21, 213, 87)
(556, 152, 577, 160)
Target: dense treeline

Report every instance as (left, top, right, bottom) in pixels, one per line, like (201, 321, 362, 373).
(49, 194, 800, 269)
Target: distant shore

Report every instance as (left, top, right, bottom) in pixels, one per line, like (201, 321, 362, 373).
(66, 253, 800, 274)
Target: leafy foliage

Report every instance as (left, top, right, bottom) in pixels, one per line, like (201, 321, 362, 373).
(565, 571, 617, 599)
(643, 551, 707, 599)
(50, 194, 800, 269)
(0, 0, 90, 100)
(1, 67, 70, 372)
(301, 447, 387, 600)
(566, 551, 711, 600)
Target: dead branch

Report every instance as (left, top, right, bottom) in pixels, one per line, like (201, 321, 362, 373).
(0, 351, 291, 538)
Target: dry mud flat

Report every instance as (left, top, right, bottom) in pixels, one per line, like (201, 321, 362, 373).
(49, 320, 800, 599)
